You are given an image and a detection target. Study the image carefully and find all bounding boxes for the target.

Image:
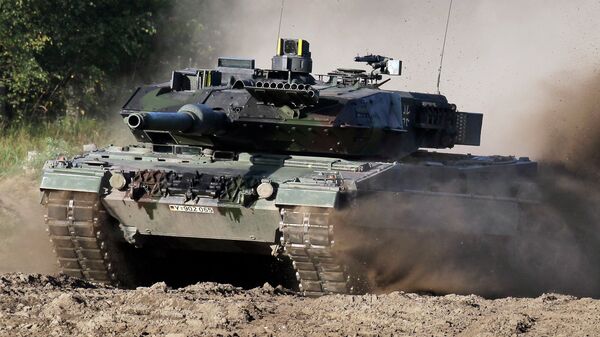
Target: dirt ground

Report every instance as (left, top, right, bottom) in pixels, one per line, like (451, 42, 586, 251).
(0, 273, 599, 337)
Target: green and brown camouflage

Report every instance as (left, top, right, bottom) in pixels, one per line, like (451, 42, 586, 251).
(40, 38, 538, 296)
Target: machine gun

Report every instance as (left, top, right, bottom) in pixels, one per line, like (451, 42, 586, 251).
(354, 54, 402, 76)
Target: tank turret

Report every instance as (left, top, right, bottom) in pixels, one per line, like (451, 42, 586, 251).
(120, 38, 482, 159)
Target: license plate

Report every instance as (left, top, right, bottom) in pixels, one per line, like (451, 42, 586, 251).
(168, 205, 215, 214)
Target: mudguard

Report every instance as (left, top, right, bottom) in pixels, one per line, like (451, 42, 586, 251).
(40, 168, 106, 193)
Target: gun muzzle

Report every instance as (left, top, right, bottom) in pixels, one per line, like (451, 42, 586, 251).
(126, 104, 229, 135)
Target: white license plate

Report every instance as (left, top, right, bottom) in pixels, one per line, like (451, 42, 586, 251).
(168, 205, 215, 214)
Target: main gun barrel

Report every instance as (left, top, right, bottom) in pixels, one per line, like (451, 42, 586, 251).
(126, 104, 229, 135)
(127, 111, 195, 132)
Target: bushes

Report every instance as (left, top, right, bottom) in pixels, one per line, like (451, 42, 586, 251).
(0, 0, 166, 122)
(0, 116, 108, 176)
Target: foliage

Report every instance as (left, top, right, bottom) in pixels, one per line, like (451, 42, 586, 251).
(0, 116, 108, 177)
(0, 0, 165, 121)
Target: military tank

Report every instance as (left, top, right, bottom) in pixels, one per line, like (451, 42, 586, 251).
(40, 38, 537, 296)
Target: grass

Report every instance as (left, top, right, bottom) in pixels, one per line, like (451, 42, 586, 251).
(0, 117, 110, 177)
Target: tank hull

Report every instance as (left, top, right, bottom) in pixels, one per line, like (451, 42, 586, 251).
(41, 146, 537, 295)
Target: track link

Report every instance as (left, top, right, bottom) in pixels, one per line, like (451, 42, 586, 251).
(43, 190, 128, 286)
(280, 208, 349, 297)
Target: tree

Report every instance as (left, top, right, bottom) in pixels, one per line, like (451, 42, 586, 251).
(0, 0, 166, 121)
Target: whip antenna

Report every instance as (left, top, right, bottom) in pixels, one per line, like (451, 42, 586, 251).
(276, 0, 285, 42)
(436, 0, 453, 94)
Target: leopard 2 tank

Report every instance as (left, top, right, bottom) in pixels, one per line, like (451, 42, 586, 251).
(40, 38, 538, 296)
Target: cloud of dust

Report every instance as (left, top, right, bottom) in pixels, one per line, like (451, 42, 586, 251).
(0, 176, 58, 274)
(333, 172, 600, 298)
(331, 194, 524, 297)
(520, 72, 600, 297)
(535, 73, 600, 176)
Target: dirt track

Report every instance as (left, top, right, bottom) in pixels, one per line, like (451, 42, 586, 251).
(0, 273, 598, 337)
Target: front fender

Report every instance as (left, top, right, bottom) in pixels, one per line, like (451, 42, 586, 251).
(40, 167, 107, 194)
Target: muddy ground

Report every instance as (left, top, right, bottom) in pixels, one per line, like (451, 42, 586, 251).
(0, 273, 599, 337)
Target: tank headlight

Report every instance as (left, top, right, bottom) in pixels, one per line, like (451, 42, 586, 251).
(256, 182, 275, 199)
(109, 172, 127, 190)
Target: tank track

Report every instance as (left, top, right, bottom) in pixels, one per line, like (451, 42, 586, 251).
(43, 190, 129, 287)
(280, 208, 349, 297)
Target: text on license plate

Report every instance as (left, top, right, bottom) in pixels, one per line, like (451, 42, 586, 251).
(168, 205, 215, 214)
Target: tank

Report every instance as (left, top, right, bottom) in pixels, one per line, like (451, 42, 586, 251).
(40, 38, 538, 296)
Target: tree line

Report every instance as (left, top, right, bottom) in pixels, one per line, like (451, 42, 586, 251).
(0, 0, 219, 123)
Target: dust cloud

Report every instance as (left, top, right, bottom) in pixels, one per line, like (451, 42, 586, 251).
(0, 176, 58, 274)
(536, 73, 600, 176)
(333, 171, 600, 298)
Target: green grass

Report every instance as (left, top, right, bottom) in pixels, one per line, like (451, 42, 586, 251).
(0, 117, 110, 177)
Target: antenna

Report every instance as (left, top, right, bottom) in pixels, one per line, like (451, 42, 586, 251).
(276, 0, 285, 43)
(436, 0, 453, 94)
